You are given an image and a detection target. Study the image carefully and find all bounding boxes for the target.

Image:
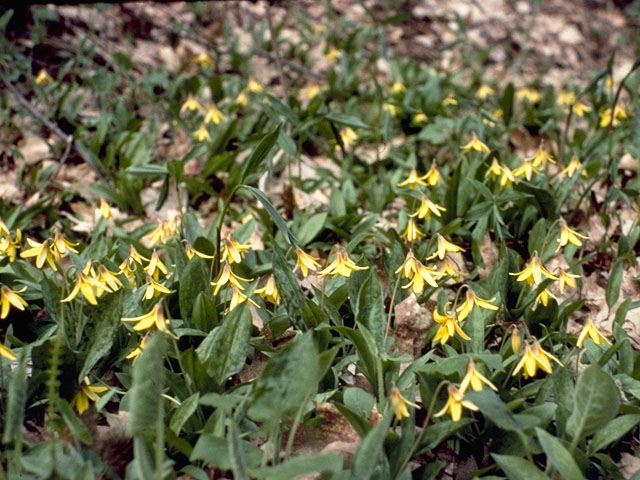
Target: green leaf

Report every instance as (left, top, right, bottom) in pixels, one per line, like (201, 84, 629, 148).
(179, 256, 210, 322)
(228, 419, 250, 480)
(57, 398, 92, 444)
(297, 212, 327, 246)
(247, 332, 320, 424)
(465, 389, 522, 432)
(251, 452, 344, 480)
(240, 124, 281, 184)
(353, 269, 386, 350)
(243, 185, 298, 246)
(325, 112, 369, 129)
(492, 454, 551, 480)
(170, 393, 200, 434)
(535, 428, 584, 480)
(128, 333, 166, 436)
(606, 260, 623, 308)
(566, 364, 620, 441)
(417, 418, 474, 454)
(191, 434, 262, 470)
(272, 247, 306, 329)
(351, 411, 393, 480)
(330, 326, 379, 395)
(3, 349, 28, 444)
(205, 304, 252, 385)
(589, 414, 640, 454)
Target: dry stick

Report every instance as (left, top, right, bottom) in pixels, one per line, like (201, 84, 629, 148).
(0, 69, 109, 184)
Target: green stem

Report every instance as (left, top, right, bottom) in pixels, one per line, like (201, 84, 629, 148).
(212, 185, 240, 283)
(284, 398, 307, 461)
(155, 399, 165, 480)
(383, 274, 402, 343)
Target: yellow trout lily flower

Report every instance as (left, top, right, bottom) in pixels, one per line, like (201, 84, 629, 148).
(318, 247, 368, 278)
(411, 195, 446, 219)
(599, 105, 628, 128)
(401, 261, 443, 294)
(119, 246, 148, 280)
(460, 360, 497, 393)
(401, 218, 423, 243)
(512, 158, 539, 181)
(512, 340, 562, 378)
(1, 285, 28, 319)
(192, 52, 213, 67)
(516, 87, 540, 103)
(211, 263, 253, 295)
(180, 95, 203, 114)
(529, 145, 555, 168)
(204, 105, 225, 125)
(561, 156, 583, 177)
(193, 125, 211, 142)
(390, 81, 406, 94)
(339, 127, 358, 147)
(425, 163, 441, 186)
(220, 237, 252, 264)
(576, 318, 610, 348)
(395, 250, 420, 279)
(142, 276, 173, 301)
(383, 103, 399, 117)
(325, 47, 342, 61)
(390, 386, 420, 420)
(62, 266, 111, 306)
(0, 227, 21, 262)
(234, 92, 249, 107)
(510, 254, 558, 285)
(184, 242, 214, 260)
(485, 159, 503, 180)
(146, 217, 179, 247)
(254, 275, 281, 304)
(460, 134, 490, 153)
(442, 94, 458, 106)
(434, 385, 478, 422)
(438, 256, 465, 281)
(427, 234, 465, 261)
(71, 377, 108, 414)
(499, 165, 516, 188)
(35, 68, 54, 85)
(246, 79, 264, 94)
(476, 84, 495, 100)
(20, 238, 57, 271)
(126, 335, 150, 361)
(556, 269, 580, 294)
(52, 233, 79, 257)
(433, 307, 470, 345)
(511, 326, 522, 353)
(456, 289, 499, 321)
(412, 113, 428, 125)
(99, 198, 112, 219)
(0, 342, 17, 361)
(534, 287, 557, 309)
(144, 250, 169, 280)
(229, 286, 259, 311)
(556, 219, 588, 252)
(293, 248, 321, 277)
(397, 169, 428, 189)
(122, 303, 172, 334)
(303, 84, 322, 100)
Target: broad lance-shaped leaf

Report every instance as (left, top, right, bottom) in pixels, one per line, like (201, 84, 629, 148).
(242, 185, 298, 246)
(272, 247, 305, 329)
(352, 268, 385, 350)
(239, 124, 281, 184)
(3, 350, 28, 444)
(492, 454, 551, 480)
(535, 428, 584, 480)
(566, 364, 619, 441)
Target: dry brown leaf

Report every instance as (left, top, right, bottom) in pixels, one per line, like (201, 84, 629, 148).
(620, 452, 640, 479)
(478, 232, 499, 279)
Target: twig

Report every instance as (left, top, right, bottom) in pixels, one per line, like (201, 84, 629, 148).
(0, 68, 109, 184)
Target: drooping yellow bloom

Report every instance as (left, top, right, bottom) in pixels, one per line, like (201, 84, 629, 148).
(576, 318, 610, 348)
(99, 198, 112, 219)
(556, 219, 588, 252)
(293, 248, 321, 278)
(512, 158, 539, 181)
(122, 302, 171, 334)
(0, 227, 21, 263)
(476, 84, 495, 100)
(228, 286, 259, 311)
(71, 377, 108, 414)
(411, 195, 446, 219)
(304, 84, 322, 100)
(559, 91, 592, 116)
(126, 334, 150, 361)
(318, 247, 368, 278)
(534, 287, 557, 309)
(325, 47, 342, 61)
(20, 238, 57, 271)
(510, 254, 558, 285)
(184, 242, 214, 260)
(1, 285, 28, 319)
(460, 134, 490, 153)
(456, 289, 498, 321)
(193, 125, 211, 142)
(144, 250, 169, 280)
(193, 52, 213, 67)
(390, 386, 420, 420)
(234, 92, 249, 107)
(573, 101, 592, 117)
(433, 307, 470, 345)
(413, 113, 428, 125)
(427, 234, 465, 261)
(147, 217, 180, 246)
(401, 218, 423, 243)
(512, 340, 562, 378)
(438, 256, 465, 281)
(220, 236, 252, 264)
(529, 145, 555, 168)
(556, 268, 580, 294)
(246, 79, 264, 94)
(511, 326, 521, 353)
(52, 233, 79, 258)
(390, 81, 406, 94)
(211, 263, 253, 296)
(499, 166, 516, 188)
(425, 163, 441, 186)
(119, 246, 148, 280)
(142, 275, 173, 301)
(434, 385, 478, 422)
(95, 265, 122, 297)
(339, 127, 358, 147)
(314, 24, 328, 34)
(62, 266, 111, 306)
(395, 250, 420, 279)
(485, 159, 503, 180)
(180, 95, 203, 114)
(35, 68, 54, 85)
(254, 275, 281, 305)
(516, 87, 541, 103)
(0, 342, 17, 361)
(204, 105, 225, 125)
(599, 105, 628, 128)
(442, 94, 458, 106)
(459, 360, 497, 393)
(561, 156, 583, 177)
(401, 261, 443, 294)
(383, 103, 399, 117)
(397, 169, 428, 189)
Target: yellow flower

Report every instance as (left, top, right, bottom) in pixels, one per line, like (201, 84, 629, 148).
(427, 234, 465, 261)
(383, 103, 399, 117)
(425, 163, 441, 186)
(94, 265, 122, 297)
(184, 242, 214, 260)
(325, 47, 342, 61)
(511, 326, 521, 353)
(193, 52, 213, 67)
(433, 307, 470, 345)
(71, 377, 108, 414)
(509, 254, 558, 285)
(235, 92, 249, 107)
(512, 340, 562, 378)
(411, 195, 446, 219)
(397, 169, 428, 189)
(35, 69, 54, 85)
(390, 386, 419, 420)
(211, 263, 253, 296)
(557, 91, 576, 106)
(122, 303, 171, 334)
(99, 198, 112, 219)
(434, 385, 478, 422)
(459, 360, 497, 393)
(390, 81, 406, 94)
(1, 285, 28, 319)
(254, 275, 281, 304)
(556, 219, 588, 252)
(476, 84, 495, 100)
(52, 233, 79, 258)
(304, 84, 322, 100)
(146, 217, 180, 246)
(220, 236, 252, 264)
(126, 335, 150, 361)
(246, 79, 264, 94)
(339, 127, 358, 147)
(573, 101, 591, 117)
(204, 105, 225, 125)
(599, 105, 628, 128)
(561, 156, 583, 177)
(62, 266, 111, 306)
(144, 250, 169, 280)
(512, 158, 539, 181)
(401, 261, 443, 294)
(442, 94, 458, 106)
(119, 246, 148, 280)
(576, 318, 610, 348)
(456, 289, 498, 321)
(0, 342, 16, 361)
(395, 250, 420, 279)
(228, 286, 259, 311)
(413, 113, 428, 125)
(460, 134, 490, 153)
(516, 87, 540, 103)
(534, 287, 557, 309)
(556, 268, 580, 294)
(485, 159, 503, 180)
(314, 24, 327, 34)
(401, 218, 423, 243)
(193, 125, 211, 142)
(499, 166, 515, 188)
(0, 228, 21, 262)
(529, 145, 555, 168)
(180, 95, 203, 114)
(438, 256, 465, 281)
(20, 238, 57, 271)
(293, 247, 321, 277)
(318, 248, 368, 278)
(142, 275, 173, 301)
